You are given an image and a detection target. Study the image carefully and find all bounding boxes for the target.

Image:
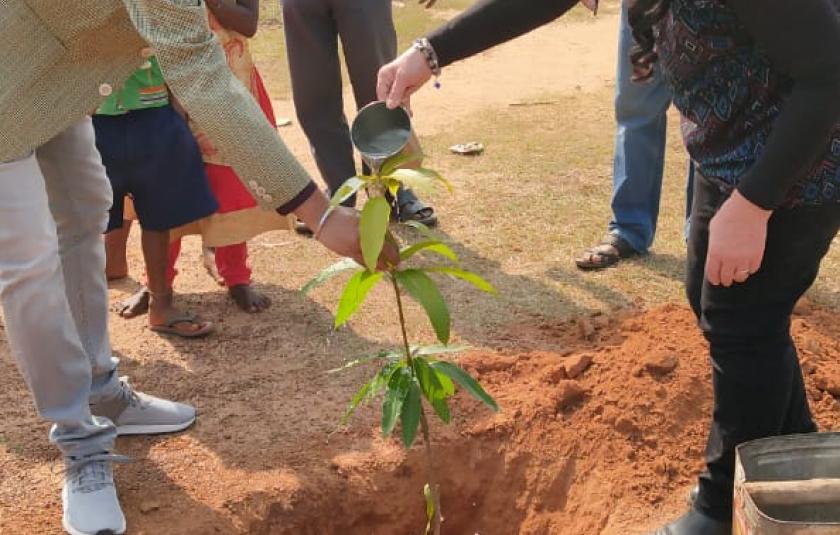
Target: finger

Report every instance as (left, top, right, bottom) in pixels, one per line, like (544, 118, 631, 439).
(376, 67, 395, 102)
(386, 74, 409, 110)
(718, 261, 737, 288)
(732, 264, 751, 284)
(705, 255, 722, 286)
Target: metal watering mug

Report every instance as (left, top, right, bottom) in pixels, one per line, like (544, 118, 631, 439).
(350, 101, 423, 175)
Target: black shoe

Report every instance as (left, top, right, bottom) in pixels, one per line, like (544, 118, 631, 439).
(387, 188, 438, 227)
(649, 509, 730, 535)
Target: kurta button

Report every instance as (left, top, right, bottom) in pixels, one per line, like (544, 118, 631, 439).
(140, 47, 154, 59)
(99, 84, 113, 97)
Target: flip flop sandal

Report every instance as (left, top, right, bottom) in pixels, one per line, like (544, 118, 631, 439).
(150, 312, 214, 338)
(395, 198, 438, 227)
(450, 141, 484, 156)
(575, 233, 638, 271)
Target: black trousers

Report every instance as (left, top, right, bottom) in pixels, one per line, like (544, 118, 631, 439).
(282, 0, 420, 209)
(687, 173, 840, 521)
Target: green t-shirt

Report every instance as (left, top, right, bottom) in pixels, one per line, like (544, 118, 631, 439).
(96, 56, 169, 116)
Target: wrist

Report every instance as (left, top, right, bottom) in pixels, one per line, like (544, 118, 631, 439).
(731, 189, 772, 221)
(292, 189, 330, 230)
(412, 37, 442, 87)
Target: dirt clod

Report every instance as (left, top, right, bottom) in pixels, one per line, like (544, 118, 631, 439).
(643, 354, 679, 377)
(139, 501, 160, 514)
(551, 381, 586, 411)
(563, 354, 593, 379)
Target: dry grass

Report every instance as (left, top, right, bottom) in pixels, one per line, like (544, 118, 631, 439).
(249, 83, 840, 359)
(246, 0, 840, 349)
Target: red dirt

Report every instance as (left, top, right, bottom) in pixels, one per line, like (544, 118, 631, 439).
(2, 302, 840, 534)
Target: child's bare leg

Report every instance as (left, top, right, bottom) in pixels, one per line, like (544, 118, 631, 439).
(142, 229, 213, 337)
(104, 220, 132, 281)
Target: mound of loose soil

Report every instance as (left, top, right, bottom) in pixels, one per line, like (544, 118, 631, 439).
(2, 303, 839, 535)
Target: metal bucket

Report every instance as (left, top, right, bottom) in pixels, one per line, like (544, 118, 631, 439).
(350, 101, 421, 174)
(734, 433, 840, 534)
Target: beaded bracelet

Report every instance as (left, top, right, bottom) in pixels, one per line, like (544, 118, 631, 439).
(412, 37, 442, 89)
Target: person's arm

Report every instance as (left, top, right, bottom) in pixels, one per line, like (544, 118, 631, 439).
(125, 0, 398, 266)
(378, 0, 581, 108)
(428, 0, 580, 68)
(206, 0, 259, 38)
(732, 0, 840, 209)
(703, 0, 840, 287)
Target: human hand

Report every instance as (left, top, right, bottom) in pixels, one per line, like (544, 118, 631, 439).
(294, 190, 399, 269)
(705, 190, 771, 287)
(318, 207, 400, 269)
(377, 47, 432, 110)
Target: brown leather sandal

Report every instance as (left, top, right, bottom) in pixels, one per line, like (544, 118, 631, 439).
(575, 233, 639, 271)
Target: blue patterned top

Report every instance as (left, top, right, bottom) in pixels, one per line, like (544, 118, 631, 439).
(656, 0, 840, 206)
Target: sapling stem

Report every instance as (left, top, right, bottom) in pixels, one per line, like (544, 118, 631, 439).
(391, 274, 442, 535)
(420, 410, 442, 535)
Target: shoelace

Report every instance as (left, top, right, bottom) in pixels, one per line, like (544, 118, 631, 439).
(65, 453, 132, 494)
(115, 376, 144, 410)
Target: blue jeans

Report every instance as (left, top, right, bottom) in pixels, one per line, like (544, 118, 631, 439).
(608, 3, 694, 254)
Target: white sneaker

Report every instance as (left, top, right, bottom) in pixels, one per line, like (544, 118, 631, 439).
(90, 377, 196, 436)
(62, 453, 128, 535)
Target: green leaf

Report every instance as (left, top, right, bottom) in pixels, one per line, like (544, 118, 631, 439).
(426, 266, 497, 294)
(388, 169, 437, 196)
(381, 151, 422, 177)
(327, 349, 403, 374)
(400, 383, 422, 447)
(418, 167, 454, 193)
(413, 358, 452, 423)
(431, 361, 500, 412)
(400, 241, 459, 263)
(384, 177, 401, 197)
(342, 361, 402, 424)
(395, 269, 450, 344)
(389, 168, 453, 194)
(301, 258, 360, 295)
(335, 270, 384, 327)
(330, 176, 367, 207)
(435, 369, 456, 396)
(344, 379, 374, 423)
(430, 396, 451, 424)
(424, 484, 435, 535)
(359, 196, 391, 271)
(411, 344, 470, 357)
(382, 369, 411, 437)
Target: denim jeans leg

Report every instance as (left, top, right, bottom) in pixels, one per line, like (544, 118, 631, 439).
(608, 2, 673, 254)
